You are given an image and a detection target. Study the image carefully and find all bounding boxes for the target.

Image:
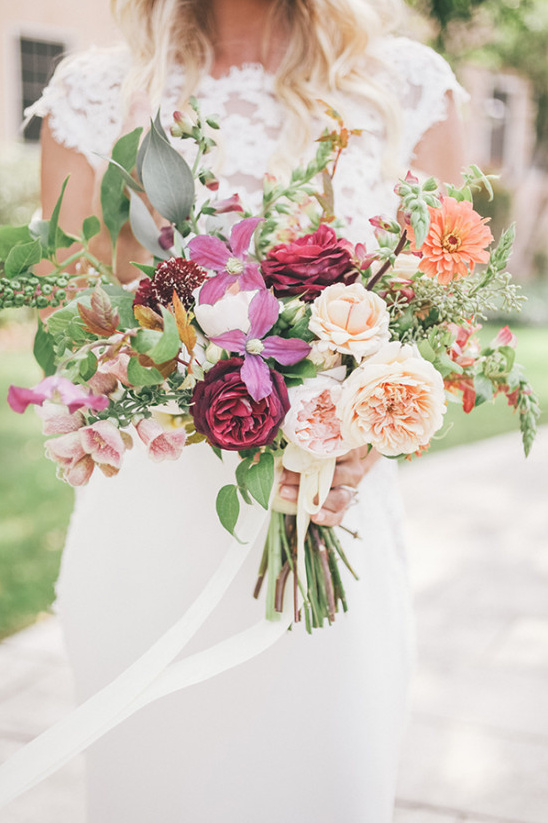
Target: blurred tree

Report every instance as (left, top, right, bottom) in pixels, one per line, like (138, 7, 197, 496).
(406, 0, 548, 166)
(406, 0, 487, 39)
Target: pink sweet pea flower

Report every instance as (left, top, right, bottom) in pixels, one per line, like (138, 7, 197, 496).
(8, 375, 109, 415)
(135, 418, 187, 462)
(491, 325, 517, 349)
(188, 217, 265, 304)
(210, 289, 310, 401)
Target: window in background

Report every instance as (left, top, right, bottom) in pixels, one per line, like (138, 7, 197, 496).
(19, 37, 65, 142)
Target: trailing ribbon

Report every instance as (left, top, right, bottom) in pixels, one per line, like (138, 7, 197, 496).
(0, 447, 336, 809)
(272, 443, 337, 587)
(0, 500, 291, 809)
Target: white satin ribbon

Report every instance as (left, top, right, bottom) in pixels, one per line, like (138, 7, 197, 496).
(0, 501, 291, 809)
(0, 447, 336, 810)
(273, 444, 337, 586)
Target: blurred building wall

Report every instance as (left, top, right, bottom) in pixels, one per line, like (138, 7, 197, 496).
(0, 0, 119, 145)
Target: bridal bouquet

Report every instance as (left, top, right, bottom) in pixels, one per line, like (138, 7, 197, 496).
(0, 103, 539, 631)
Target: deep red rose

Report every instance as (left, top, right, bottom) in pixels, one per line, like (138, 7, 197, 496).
(261, 224, 356, 301)
(191, 357, 289, 450)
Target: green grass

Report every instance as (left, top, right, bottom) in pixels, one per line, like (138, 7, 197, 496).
(0, 322, 546, 638)
(0, 352, 73, 638)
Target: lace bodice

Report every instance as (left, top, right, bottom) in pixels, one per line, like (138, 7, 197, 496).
(28, 36, 465, 245)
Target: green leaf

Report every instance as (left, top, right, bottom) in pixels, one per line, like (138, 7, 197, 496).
(235, 457, 253, 504)
(216, 484, 240, 536)
(79, 351, 98, 381)
(4, 239, 43, 277)
(417, 339, 436, 363)
(33, 320, 56, 376)
(28, 218, 50, 251)
(133, 328, 162, 354)
(147, 306, 180, 364)
(136, 111, 170, 182)
(82, 216, 101, 242)
(141, 119, 195, 226)
(99, 153, 144, 192)
(47, 177, 69, 253)
(277, 358, 316, 381)
(131, 262, 157, 278)
(127, 357, 164, 385)
(0, 225, 32, 261)
(245, 452, 274, 509)
(128, 190, 169, 259)
(101, 128, 142, 249)
(474, 373, 494, 406)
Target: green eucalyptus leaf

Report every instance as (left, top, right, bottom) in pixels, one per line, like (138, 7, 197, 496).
(216, 484, 240, 536)
(4, 239, 42, 277)
(141, 120, 195, 225)
(128, 190, 169, 259)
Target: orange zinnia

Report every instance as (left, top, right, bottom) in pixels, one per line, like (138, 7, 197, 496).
(409, 196, 493, 285)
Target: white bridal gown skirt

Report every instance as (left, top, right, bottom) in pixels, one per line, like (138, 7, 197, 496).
(55, 440, 414, 823)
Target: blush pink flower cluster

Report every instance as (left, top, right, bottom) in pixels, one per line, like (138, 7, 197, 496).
(282, 376, 350, 458)
(44, 416, 131, 486)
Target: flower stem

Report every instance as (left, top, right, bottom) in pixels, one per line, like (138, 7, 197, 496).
(365, 229, 408, 291)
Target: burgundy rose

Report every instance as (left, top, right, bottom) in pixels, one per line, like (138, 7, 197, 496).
(191, 357, 289, 450)
(261, 224, 357, 301)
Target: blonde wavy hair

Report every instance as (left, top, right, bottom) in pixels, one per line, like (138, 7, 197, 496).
(111, 0, 405, 169)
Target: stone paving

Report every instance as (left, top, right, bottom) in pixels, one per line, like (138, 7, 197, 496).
(0, 427, 546, 822)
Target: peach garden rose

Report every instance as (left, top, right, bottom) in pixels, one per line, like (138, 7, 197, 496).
(337, 342, 446, 455)
(309, 282, 390, 361)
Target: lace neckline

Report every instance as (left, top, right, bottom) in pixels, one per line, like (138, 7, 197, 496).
(200, 62, 274, 92)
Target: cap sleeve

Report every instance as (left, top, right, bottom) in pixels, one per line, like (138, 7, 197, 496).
(25, 46, 129, 169)
(382, 36, 469, 165)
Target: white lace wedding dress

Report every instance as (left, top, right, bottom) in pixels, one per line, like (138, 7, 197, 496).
(30, 36, 463, 823)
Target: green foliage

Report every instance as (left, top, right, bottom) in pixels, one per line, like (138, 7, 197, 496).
(215, 484, 240, 537)
(101, 128, 142, 250)
(141, 119, 195, 230)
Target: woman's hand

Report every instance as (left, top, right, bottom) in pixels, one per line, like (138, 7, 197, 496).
(278, 447, 381, 527)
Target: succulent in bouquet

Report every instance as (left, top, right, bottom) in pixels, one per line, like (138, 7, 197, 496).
(0, 102, 540, 632)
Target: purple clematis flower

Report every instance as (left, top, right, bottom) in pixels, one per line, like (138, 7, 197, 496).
(211, 290, 311, 401)
(188, 217, 266, 305)
(8, 375, 109, 415)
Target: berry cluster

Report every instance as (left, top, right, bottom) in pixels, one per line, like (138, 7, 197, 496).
(0, 273, 70, 310)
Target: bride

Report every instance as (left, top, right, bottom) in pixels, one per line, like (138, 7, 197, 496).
(30, 0, 464, 820)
